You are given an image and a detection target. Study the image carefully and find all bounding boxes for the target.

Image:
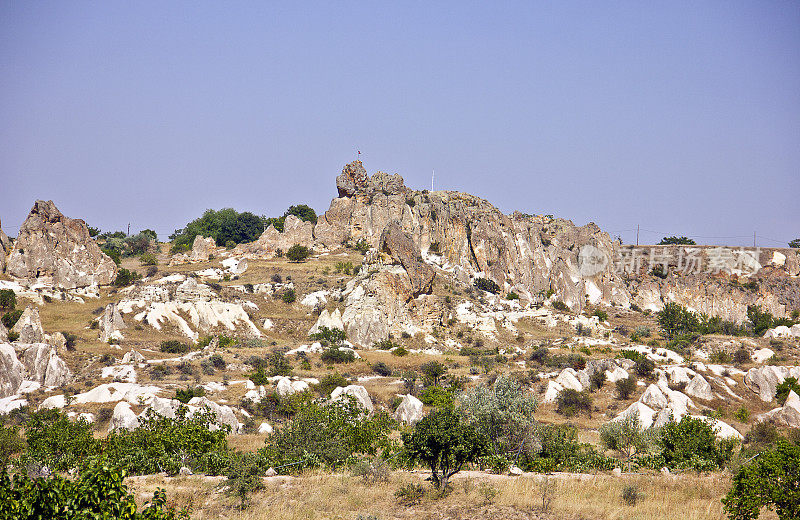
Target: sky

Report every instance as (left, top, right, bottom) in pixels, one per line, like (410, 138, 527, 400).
(1, 1, 798, 247)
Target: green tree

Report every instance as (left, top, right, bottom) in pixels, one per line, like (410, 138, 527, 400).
(402, 407, 488, 490)
(286, 244, 311, 262)
(658, 416, 735, 471)
(722, 440, 800, 520)
(658, 236, 696, 245)
(789, 238, 800, 249)
(657, 302, 701, 340)
(0, 290, 15, 312)
(599, 411, 656, 470)
(747, 305, 774, 336)
(775, 377, 800, 406)
(420, 361, 448, 387)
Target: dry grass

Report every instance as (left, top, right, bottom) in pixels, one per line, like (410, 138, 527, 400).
(125, 469, 749, 520)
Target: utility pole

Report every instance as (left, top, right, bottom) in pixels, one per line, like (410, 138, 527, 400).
(127, 223, 130, 236)
(431, 169, 435, 191)
(753, 231, 756, 248)
(636, 224, 639, 246)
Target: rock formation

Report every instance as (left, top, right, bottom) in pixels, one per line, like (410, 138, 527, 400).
(379, 222, 435, 298)
(238, 215, 314, 257)
(5, 200, 117, 288)
(11, 306, 45, 344)
(189, 236, 216, 262)
(0, 217, 10, 273)
(100, 303, 127, 343)
(0, 342, 71, 398)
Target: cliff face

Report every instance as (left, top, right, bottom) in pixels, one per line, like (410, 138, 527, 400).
(312, 162, 799, 322)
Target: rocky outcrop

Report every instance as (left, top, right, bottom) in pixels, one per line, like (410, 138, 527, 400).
(0, 217, 10, 273)
(379, 222, 435, 298)
(330, 385, 374, 413)
(239, 215, 314, 257)
(100, 303, 127, 343)
(0, 344, 25, 398)
(11, 306, 44, 343)
(313, 162, 800, 319)
(744, 366, 800, 402)
(110, 401, 140, 431)
(0, 342, 71, 398)
(5, 200, 117, 288)
(756, 390, 800, 428)
(189, 236, 216, 262)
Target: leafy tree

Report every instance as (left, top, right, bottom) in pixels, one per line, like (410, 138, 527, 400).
(114, 268, 141, 287)
(657, 302, 701, 340)
(260, 398, 392, 470)
(87, 226, 101, 238)
(0, 463, 189, 519)
(402, 407, 488, 489)
(21, 409, 99, 471)
(789, 238, 800, 249)
(658, 236, 696, 245)
(0, 423, 25, 465)
(286, 244, 311, 262)
(775, 377, 800, 406)
(1, 309, 23, 330)
(223, 452, 266, 510)
(169, 208, 264, 250)
(722, 440, 800, 520)
(615, 376, 637, 400)
(420, 361, 448, 387)
(262, 204, 318, 232)
(634, 356, 656, 379)
(658, 416, 735, 471)
(747, 305, 775, 336)
(140, 229, 158, 242)
(309, 326, 346, 346)
(599, 412, 656, 470)
(458, 376, 538, 465)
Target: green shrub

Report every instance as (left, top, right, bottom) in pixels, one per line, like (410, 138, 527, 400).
(223, 451, 266, 509)
(722, 440, 800, 520)
(315, 373, 349, 396)
(657, 302, 700, 340)
(248, 366, 270, 386)
(775, 377, 800, 406)
(658, 236, 696, 245)
(309, 326, 347, 345)
(523, 423, 614, 473)
(622, 485, 643, 506)
(101, 247, 122, 265)
(281, 288, 296, 304)
(419, 386, 454, 408)
(113, 268, 141, 287)
(391, 346, 409, 357)
(372, 362, 392, 377)
(616, 377, 637, 400)
(0, 423, 25, 465)
(21, 409, 99, 471)
(658, 416, 735, 471)
(634, 357, 655, 379)
(175, 386, 205, 404)
(169, 208, 263, 250)
(0, 463, 189, 519)
(420, 361, 448, 387)
(473, 277, 500, 294)
(592, 309, 608, 322)
(139, 252, 157, 266)
(159, 340, 190, 354)
(373, 338, 399, 350)
(260, 398, 392, 471)
(402, 407, 489, 489)
(353, 239, 370, 254)
(599, 412, 656, 469)
(0, 290, 16, 312)
(552, 301, 569, 312)
(267, 352, 292, 376)
(734, 407, 750, 423)
(589, 370, 607, 392)
(395, 482, 425, 505)
(262, 205, 318, 233)
(555, 389, 592, 418)
(1, 309, 23, 330)
(320, 347, 355, 364)
(286, 244, 312, 262)
(506, 292, 519, 300)
(733, 348, 752, 365)
(209, 354, 226, 369)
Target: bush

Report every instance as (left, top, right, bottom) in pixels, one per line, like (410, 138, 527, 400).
(616, 377, 637, 400)
(309, 326, 347, 345)
(419, 386, 454, 408)
(589, 370, 607, 392)
(373, 338, 400, 350)
(599, 412, 656, 468)
(223, 452, 266, 509)
(209, 354, 226, 369)
(315, 373, 349, 396)
(0, 289, 16, 312)
(552, 301, 569, 312)
(0, 463, 189, 519)
(402, 407, 489, 489)
(260, 398, 392, 471)
(262, 205, 318, 233)
(622, 485, 643, 506)
(320, 347, 355, 364)
(21, 409, 99, 471)
(114, 268, 141, 287)
(286, 244, 312, 262)
(658, 416, 735, 471)
(733, 348, 752, 365)
(1, 309, 23, 330)
(775, 377, 800, 406)
(524, 423, 614, 472)
(0, 423, 25, 464)
(160, 340, 190, 354)
(281, 288, 296, 304)
(372, 362, 392, 377)
(391, 346, 409, 357)
(657, 302, 700, 340)
(139, 252, 157, 266)
(722, 440, 800, 520)
(175, 386, 205, 404)
(592, 309, 608, 322)
(634, 357, 655, 379)
(556, 389, 592, 417)
(473, 277, 500, 294)
(395, 482, 425, 505)
(506, 292, 519, 300)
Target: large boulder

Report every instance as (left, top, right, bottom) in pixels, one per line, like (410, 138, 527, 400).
(684, 374, 714, 401)
(100, 303, 127, 343)
(0, 344, 25, 398)
(756, 390, 800, 428)
(109, 401, 140, 431)
(11, 306, 44, 344)
(744, 366, 800, 402)
(21, 343, 72, 388)
(639, 384, 669, 409)
(379, 222, 435, 298)
(330, 385, 374, 413)
(393, 394, 423, 424)
(5, 200, 117, 288)
(189, 236, 216, 262)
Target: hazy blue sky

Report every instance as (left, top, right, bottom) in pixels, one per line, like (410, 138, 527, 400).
(1, 1, 798, 246)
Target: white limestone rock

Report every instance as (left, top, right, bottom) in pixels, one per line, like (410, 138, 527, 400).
(109, 401, 140, 431)
(684, 374, 713, 401)
(393, 394, 423, 424)
(330, 385, 374, 413)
